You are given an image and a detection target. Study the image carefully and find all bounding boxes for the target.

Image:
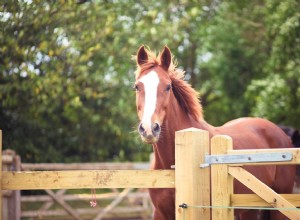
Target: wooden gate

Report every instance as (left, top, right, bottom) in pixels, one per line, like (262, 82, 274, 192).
(209, 135, 300, 220)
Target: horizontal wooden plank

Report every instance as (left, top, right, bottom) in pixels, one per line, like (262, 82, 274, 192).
(227, 148, 300, 166)
(22, 206, 149, 218)
(21, 191, 148, 202)
(232, 194, 300, 207)
(2, 170, 175, 190)
(21, 162, 150, 171)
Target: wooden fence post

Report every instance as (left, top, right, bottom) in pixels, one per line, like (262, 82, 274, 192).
(211, 135, 234, 220)
(1, 150, 21, 220)
(175, 128, 210, 220)
(13, 155, 21, 220)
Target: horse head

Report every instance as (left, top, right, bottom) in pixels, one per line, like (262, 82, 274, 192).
(134, 46, 173, 144)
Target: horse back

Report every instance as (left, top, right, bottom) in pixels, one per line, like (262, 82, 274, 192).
(218, 117, 292, 150)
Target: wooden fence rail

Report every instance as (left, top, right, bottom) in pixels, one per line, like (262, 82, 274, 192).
(21, 162, 150, 171)
(2, 170, 174, 190)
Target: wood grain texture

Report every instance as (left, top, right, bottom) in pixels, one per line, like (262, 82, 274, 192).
(211, 135, 234, 220)
(231, 194, 300, 207)
(2, 170, 174, 190)
(175, 128, 210, 220)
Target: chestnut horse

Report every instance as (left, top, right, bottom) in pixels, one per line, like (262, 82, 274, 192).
(133, 45, 295, 220)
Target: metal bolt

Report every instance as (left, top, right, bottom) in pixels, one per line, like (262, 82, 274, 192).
(179, 203, 188, 209)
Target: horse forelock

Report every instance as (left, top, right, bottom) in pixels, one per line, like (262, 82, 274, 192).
(134, 48, 203, 121)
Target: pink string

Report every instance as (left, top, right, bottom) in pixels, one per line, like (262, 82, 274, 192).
(90, 188, 97, 207)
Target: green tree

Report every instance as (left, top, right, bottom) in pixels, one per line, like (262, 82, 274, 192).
(245, 0, 300, 128)
(0, 1, 145, 162)
(1, 0, 299, 164)
(198, 0, 268, 125)
(195, 0, 299, 128)
(0, 0, 218, 162)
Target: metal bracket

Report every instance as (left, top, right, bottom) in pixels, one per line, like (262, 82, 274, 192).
(200, 152, 293, 168)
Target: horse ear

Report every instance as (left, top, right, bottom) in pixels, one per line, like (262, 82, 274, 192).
(160, 46, 172, 70)
(136, 45, 148, 66)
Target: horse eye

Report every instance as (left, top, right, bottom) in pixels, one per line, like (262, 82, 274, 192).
(133, 84, 140, 91)
(166, 84, 172, 92)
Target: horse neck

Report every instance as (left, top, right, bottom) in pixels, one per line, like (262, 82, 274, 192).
(152, 92, 213, 169)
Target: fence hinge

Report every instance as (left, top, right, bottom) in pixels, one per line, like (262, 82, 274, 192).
(200, 152, 292, 168)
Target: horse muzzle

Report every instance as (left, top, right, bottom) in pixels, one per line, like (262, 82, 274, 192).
(138, 122, 161, 144)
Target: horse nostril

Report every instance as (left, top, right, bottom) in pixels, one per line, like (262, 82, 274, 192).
(152, 123, 161, 135)
(138, 123, 145, 135)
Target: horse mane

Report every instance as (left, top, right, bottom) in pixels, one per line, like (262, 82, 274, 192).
(134, 48, 203, 121)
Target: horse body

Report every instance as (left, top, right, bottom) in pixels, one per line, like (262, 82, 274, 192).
(134, 46, 295, 220)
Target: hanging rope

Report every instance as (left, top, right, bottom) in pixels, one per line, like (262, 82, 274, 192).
(90, 188, 97, 207)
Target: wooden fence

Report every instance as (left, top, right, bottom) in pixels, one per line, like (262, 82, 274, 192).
(1, 128, 300, 220)
(3, 152, 152, 220)
(21, 163, 152, 220)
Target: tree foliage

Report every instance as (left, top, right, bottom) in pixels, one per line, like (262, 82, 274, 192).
(1, 0, 299, 163)
(246, 0, 300, 127)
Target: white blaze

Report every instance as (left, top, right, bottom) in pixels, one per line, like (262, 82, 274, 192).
(139, 70, 159, 131)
